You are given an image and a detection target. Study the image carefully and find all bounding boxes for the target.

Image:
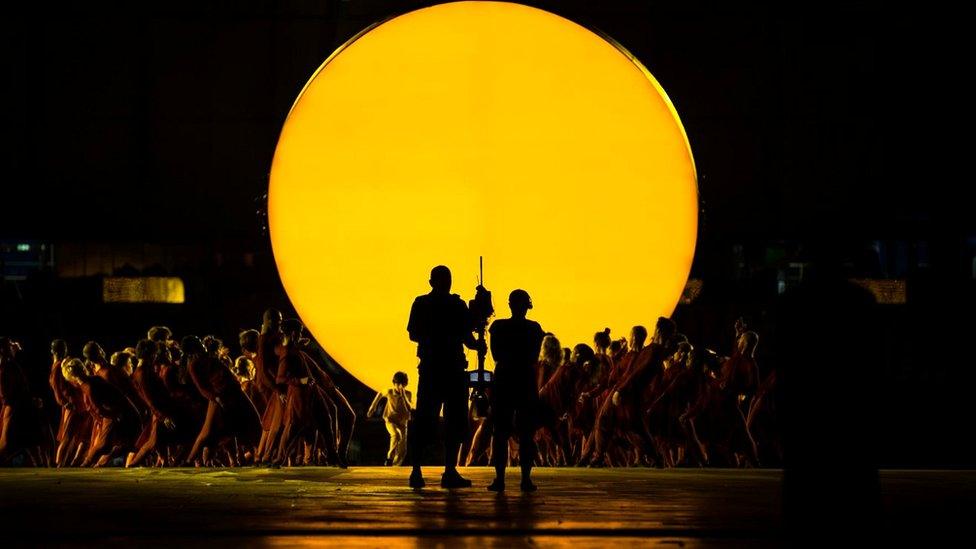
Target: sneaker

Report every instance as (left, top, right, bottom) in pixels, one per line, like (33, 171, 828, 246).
(409, 469, 425, 489)
(440, 470, 472, 489)
(520, 479, 538, 492)
(487, 478, 505, 492)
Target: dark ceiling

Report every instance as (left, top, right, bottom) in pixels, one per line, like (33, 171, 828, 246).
(0, 1, 964, 243)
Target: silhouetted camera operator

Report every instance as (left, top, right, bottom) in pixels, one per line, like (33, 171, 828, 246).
(406, 265, 486, 489)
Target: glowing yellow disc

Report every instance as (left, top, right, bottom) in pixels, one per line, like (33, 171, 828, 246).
(269, 1, 697, 395)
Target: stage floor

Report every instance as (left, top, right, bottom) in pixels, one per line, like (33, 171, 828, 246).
(0, 467, 971, 547)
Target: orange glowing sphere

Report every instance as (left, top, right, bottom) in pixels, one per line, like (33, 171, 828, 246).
(269, 1, 698, 395)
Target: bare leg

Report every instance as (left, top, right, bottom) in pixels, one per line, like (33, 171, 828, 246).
(186, 403, 217, 464)
(127, 425, 158, 468)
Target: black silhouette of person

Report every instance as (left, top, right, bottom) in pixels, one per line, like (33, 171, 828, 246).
(774, 240, 880, 540)
(406, 265, 486, 489)
(487, 289, 545, 492)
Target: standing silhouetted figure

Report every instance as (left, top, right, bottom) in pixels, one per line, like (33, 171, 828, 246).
(487, 289, 545, 492)
(775, 242, 880, 540)
(407, 265, 485, 489)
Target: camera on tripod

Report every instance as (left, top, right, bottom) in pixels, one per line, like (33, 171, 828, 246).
(466, 257, 493, 419)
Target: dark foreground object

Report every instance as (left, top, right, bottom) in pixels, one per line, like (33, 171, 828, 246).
(0, 468, 971, 547)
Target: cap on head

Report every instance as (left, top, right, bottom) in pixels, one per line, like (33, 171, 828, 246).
(509, 289, 532, 310)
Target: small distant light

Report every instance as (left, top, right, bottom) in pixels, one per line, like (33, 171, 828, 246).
(16, 243, 30, 252)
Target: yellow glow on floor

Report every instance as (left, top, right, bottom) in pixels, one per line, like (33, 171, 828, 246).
(269, 1, 698, 394)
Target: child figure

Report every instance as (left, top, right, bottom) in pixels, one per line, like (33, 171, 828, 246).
(367, 371, 412, 466)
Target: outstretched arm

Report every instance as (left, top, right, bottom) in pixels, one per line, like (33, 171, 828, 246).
(366, 391, 385, 418)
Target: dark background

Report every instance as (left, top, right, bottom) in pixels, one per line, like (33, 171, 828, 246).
(1, 0, 972, 465)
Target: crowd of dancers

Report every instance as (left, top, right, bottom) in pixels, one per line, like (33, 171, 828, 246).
(0, 312, 777, 469)
(0, 310, 356, 467)
(461, 316, 778, 469)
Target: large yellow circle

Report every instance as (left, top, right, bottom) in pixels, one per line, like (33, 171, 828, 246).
(269, 1, 698, 396)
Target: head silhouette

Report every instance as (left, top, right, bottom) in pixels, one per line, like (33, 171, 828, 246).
(508, 289, 532, 317)
(429, 265, 452, 294)
(672, 341, 692, 366)
(234, 356, 254, 380)
(51, 339, 68, 359)
(239, 329, 259, 354)
(262, 308, 283, 332)
(180, 335, 205, 356)
(737, 331, 759, 357)
(61, 358, 86, 384)
(734, 317, 748, 338)
(593, 328, 611, 352)
(629, 326, 648, 352)
(202, 335, 223, 355)
(83, 341, 106, 364)
(610, 338, 625, 355)
(136, 339, 157, 363)
(571, 343, 595, 366)
(653, 317, 677, 345)
(110, 351, 133, 371)
(148, 326, 173, 343)
(282, 318, 304, 341)
(393, 371, 408, 387)
(539, 334, 562, 365)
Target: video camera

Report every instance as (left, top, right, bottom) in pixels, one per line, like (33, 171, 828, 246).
(466, 257, 494, 419)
